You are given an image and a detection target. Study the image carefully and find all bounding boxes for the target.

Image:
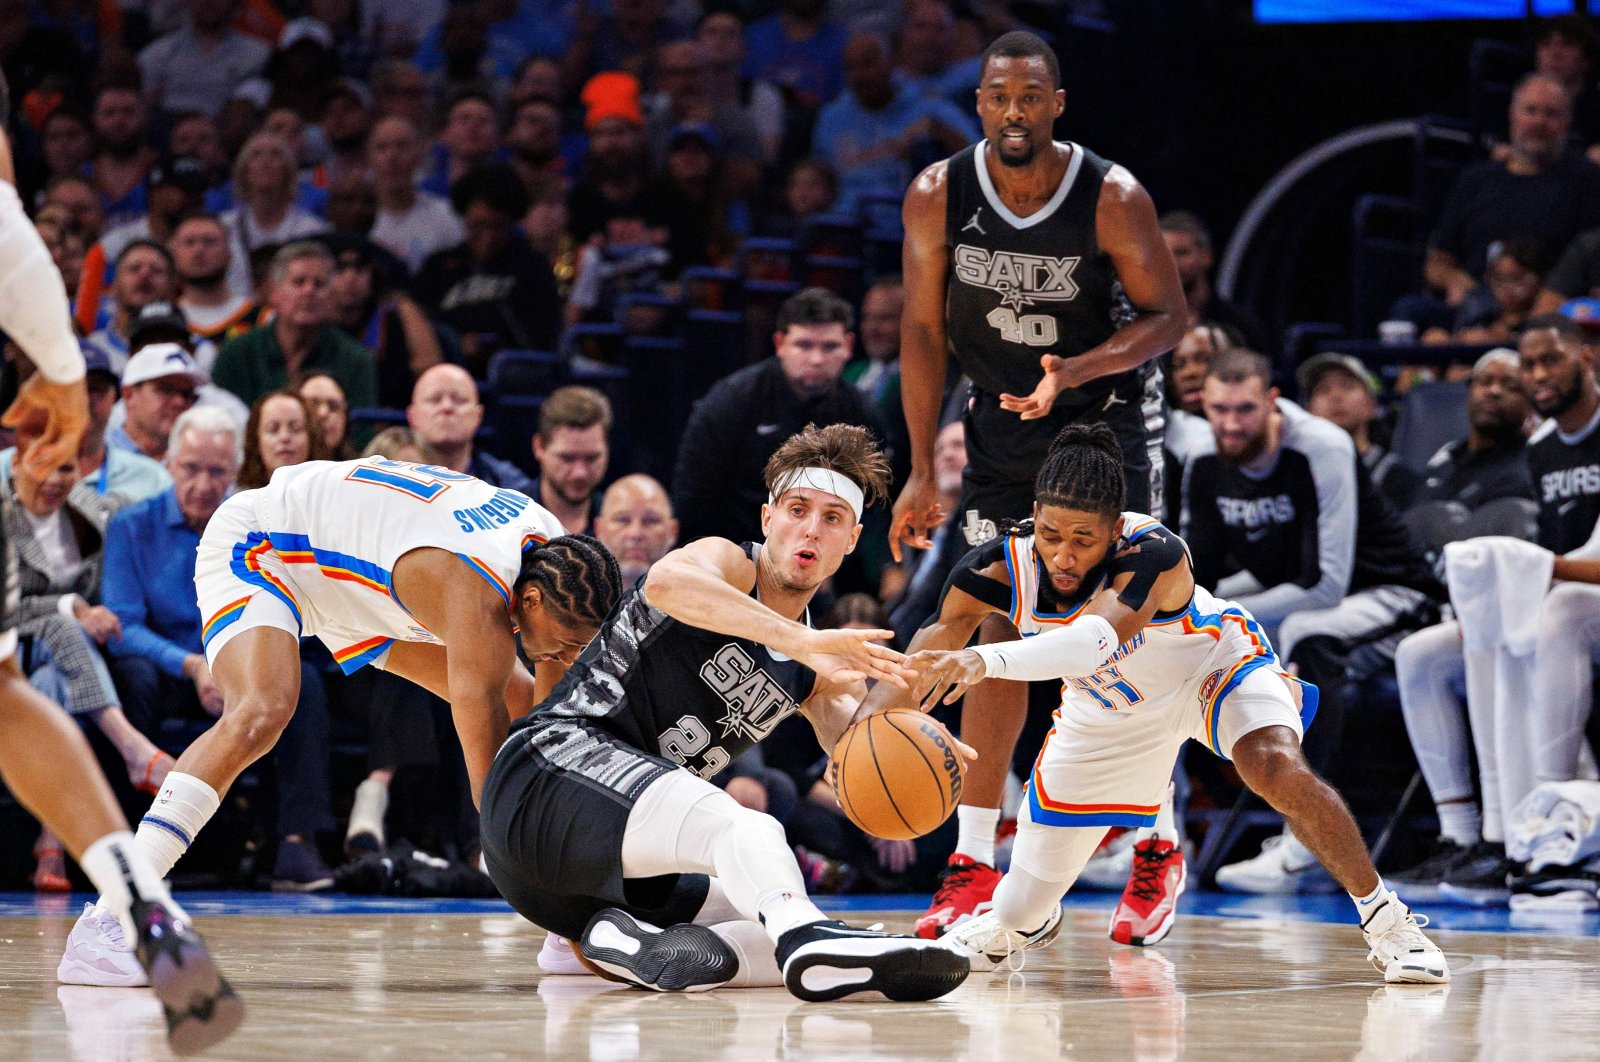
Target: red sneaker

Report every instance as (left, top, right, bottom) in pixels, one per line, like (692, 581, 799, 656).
(915, 855, 1002, 939)
(1108, 838, 1186, 947)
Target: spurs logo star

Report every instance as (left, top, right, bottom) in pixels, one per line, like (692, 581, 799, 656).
(996, 282, 1030, 310)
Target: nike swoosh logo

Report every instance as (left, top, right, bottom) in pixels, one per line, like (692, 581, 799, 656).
(1246, 528, 1269, 542)
(1559, 501, 1577, 515)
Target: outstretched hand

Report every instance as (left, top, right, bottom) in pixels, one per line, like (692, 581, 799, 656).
(4, 375, 88, 482)
(797, 627, 917, 690)
(908, 647, 988, 709)
(888, 468, 943, 564)
(998, 354, 1079, 421)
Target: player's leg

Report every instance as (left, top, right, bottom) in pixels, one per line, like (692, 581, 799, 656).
(612, 768, 969, 1001)
(1529, 583, 1600, 784)
(1217, 669, 1448, 983)
(1391, 622, 1490, 899)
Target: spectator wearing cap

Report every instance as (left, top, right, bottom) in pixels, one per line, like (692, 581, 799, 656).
(1300, 352, 1422, 513)
(138, 0, 272, 118)
(171, 213, 268, 345)
(268, 17, 342, 125)
(567, 73, 672, 245)
(118, 300, 248, 431)
(100, 156, 213, 269)
(326, 234, 446, 408)
(415, 164, 561, 375)
(696, 9, 786, 163)
(0, 345, 170, 501)
(812, 34, 975, 213)
(1161, 210, 1270, 355)
(406, 364, 534, 494)
(85, 240, 178, 374)
(214, 241, 378, 413)
(169, 112, 231, 177)
(220, 133, 330, 266)
(743, 0, 850, 113)
(646, 40, 765, 201)
(422, 91, 510, 199)
(658, 123, 733, 269)
(368, 116, 466, 274)
(108, 342, 205, 462)
(88, 85, 158, 232)
(312, 77, 375, 193)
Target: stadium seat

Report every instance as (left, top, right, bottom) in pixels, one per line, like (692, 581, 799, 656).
(1350, 194, 1427, 339)
(486, 349, 561, 396)
(1391, 379, 1468, 472)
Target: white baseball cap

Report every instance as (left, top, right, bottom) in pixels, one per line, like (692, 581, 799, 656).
(121, 343, 204, 389)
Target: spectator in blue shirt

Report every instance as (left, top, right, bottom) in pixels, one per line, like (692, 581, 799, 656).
(103, 406, 338, 889)
(743, 0, 850, 111)
(812, 34, 977, 213)
(414, 0, 570, 80)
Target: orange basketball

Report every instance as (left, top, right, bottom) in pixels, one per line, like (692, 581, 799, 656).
(833, 709, 965, 840)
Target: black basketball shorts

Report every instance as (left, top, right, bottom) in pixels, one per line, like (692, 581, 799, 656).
(479, 717, 710, 940)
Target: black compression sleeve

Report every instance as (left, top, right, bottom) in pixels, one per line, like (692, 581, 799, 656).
(1107, 527, 1187, 612)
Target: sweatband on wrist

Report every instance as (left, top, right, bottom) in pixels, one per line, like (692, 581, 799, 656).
(767, 466, 865, 522)
(973, 614, 1119, 681)
(0, 181, 85, 384)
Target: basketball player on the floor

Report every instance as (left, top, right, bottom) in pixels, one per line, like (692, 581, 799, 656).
(62, 457, 622, 983)
(0, 71, 241, 1053)
(890, 30, 1186, 937)
(898, 425, 1447, 983)
(479, 425, 971, 1002)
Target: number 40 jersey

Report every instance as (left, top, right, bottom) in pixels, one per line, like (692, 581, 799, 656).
(202, 458, 563, 672)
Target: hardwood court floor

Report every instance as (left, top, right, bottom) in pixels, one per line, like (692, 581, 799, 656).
(2, 892, 1599, 1061)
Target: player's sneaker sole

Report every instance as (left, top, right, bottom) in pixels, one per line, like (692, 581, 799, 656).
(782, 936, 971, 1003)
(579, 910, 737, 993)
(132, 900, 245, 1056)
(1110, 856, 1187, 947)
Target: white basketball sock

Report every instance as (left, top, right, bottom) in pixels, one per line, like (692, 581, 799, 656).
(1351, 879, 1389, 923)
(710, 920, 784, 987)
(1436, 801, 1481, 847)
(1136, 782, 1179, 844)
(80, 830, 182, 940)
(135, 772, 221, 878)
(954, 805, 1000, 866)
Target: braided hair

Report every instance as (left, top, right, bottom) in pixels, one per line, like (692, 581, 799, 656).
(515, 534, 623, 629)
(1033, 423, 1126, 521)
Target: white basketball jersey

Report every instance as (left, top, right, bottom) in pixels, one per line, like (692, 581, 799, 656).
(999, 512, 1282, 724)
(253, 458, 564, 669)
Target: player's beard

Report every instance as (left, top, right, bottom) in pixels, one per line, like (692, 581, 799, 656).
(996, 131, 1037, 168)
(1219, 429, 1269, 467)
(181, 265, 229, 290)
(1533, 371, 1585, 419)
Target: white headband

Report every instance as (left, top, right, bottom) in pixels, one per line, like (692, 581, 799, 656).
(768, 466, 865, 522)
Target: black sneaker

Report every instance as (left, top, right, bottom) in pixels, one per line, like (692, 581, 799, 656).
(1436, 842, 1514, 907)
(131, 898, 245, 1056)
(775, 919, 970, 1003)
(1387, 838, 1469, 902)
(271, 839, 334, 892)
(579, 909, 738, 992)
(1509, 866, 1600, 912)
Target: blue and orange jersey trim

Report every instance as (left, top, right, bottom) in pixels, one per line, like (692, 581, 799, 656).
(1005, 535, 1096, 630)
(201, 595, 252, 652)
(1023, 728, 1163, 828)
(456, 553, 514, 610)
(332, 636, 395, 675)
(228, 534, 303, 629)
(270, 532, 395, 597)
(520, 532, 548, 553)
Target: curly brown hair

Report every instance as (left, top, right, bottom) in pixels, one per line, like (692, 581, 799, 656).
(762, 423, 891, 511)
(237, 389, 330, 490)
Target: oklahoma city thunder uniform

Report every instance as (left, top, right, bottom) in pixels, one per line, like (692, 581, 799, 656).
(956, 513, 1315, 838)
(195, 458, 563, 671)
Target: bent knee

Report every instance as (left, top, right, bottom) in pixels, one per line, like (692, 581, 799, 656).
(1541, 583, 1600, 631)
(1233, 731, 1314, 799)
(219, 698, 297, 754)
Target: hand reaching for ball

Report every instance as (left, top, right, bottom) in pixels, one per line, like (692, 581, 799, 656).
(795, 627, 917, 689)
(908, 647, 988, 709)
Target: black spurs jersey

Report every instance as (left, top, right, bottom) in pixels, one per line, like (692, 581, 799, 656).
(1184, 401, 1440, 600)
(1527, 406, 1600, 554)
(518, 543, 819, 780)
(944, 140, 1135, 405)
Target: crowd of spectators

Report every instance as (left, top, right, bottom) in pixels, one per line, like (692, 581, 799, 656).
(1, 4, 1598, 905)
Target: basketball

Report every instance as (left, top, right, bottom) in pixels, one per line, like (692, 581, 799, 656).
(832, 709, 965, 840)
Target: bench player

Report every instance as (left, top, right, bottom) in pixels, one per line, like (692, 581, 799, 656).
(63, 456, 623, 982)
(881, 425, 1448, 983)
(0, 70, 241, 1052)
(479, 425, 971, 1002)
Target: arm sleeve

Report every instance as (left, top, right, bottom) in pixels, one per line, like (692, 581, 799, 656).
(973, 614, 1118, 681)
(1237, 435, 1357, 625)
(102, 514, 193, 677)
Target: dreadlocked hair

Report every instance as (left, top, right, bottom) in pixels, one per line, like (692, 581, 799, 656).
(515, 534, 623, 628)
(1033, 423, 1126, 521)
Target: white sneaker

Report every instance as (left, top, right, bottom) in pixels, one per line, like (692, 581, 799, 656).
(941, 905, 1063, 972)
(538, 933, 592, 976)
(57, 902, 148, 987)
(1215, 832, 1320, 894)
(1360, 892, 1450, 984)
(1076, 829, 1137, 890)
